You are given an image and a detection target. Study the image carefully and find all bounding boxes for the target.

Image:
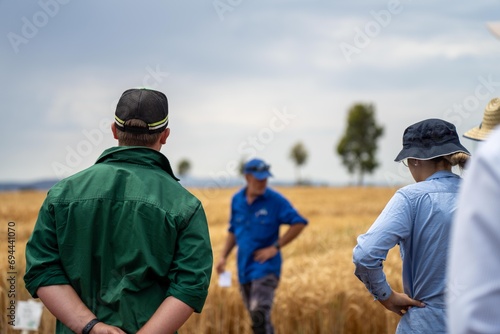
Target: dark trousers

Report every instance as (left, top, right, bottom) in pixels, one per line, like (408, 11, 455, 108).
(240, 274, 279, 334)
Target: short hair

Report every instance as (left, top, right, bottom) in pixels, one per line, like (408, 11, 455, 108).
(116, 119, 163, 146)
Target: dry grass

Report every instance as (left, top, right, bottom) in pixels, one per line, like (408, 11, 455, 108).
(0, 186, 403, 334)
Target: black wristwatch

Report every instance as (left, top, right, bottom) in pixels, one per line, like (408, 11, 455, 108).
(273, 241, 280, 250)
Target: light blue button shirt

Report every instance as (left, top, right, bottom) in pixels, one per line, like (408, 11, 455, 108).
(353, 170, 462, 334)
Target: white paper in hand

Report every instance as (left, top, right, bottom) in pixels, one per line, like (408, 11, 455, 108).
(218, 271, 232, 287)
(13, 300, 44, 331)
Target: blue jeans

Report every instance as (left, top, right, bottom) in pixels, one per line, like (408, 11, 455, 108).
(240, 274, 279, 334)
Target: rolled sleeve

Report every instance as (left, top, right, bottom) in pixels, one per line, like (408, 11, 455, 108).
(278, 198, 308, 225)
(166, 203, 213, 313)
(24, 197, 70, 298)
(353, 247, 392, 300)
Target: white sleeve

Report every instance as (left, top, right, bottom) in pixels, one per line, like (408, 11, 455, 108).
(448, 127, 500, 334)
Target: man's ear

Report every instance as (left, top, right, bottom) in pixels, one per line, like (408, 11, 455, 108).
(160, 128, 170, 144)
(111, 123, 119, 140)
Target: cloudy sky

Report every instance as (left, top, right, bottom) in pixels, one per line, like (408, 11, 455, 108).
(1, 0, 499, 187)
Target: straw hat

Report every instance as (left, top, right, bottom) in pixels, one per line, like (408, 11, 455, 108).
(487, 22, 500, 39)
(463, 98, 500, 141)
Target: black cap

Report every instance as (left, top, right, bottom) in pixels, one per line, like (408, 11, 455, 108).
(394, 118, 470, 162)
(114, 88, 169, 134)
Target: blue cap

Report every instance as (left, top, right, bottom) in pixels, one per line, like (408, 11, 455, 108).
(243, 158, 273, 180)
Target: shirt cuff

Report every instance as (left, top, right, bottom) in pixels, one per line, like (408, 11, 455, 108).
(354, 267, 392, 301)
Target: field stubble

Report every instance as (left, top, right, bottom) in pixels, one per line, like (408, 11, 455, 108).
(0, 186, 402, 334)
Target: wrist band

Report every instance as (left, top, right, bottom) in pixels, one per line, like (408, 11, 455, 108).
(273, 241, 280, 250)
(82, 318, 101, 334)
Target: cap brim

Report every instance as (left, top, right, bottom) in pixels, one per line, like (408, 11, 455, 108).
(487, 22, 500, 39)
(250, 171, 273, 180)
(395, 142, 470, 162)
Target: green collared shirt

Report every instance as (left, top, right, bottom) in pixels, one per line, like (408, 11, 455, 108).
(24, 146, 213, 333)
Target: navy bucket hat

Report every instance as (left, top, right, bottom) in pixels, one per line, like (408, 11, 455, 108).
(395, 118, 470, 162)
(243, 158, 273, 180)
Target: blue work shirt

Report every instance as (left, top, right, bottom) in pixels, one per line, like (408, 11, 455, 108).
(229, 187, 307, 284)
(353, 170, 461, 334)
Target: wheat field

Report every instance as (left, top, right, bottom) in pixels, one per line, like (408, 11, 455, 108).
(0, 186, 404, 334)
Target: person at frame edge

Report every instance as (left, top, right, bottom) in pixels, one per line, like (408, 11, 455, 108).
(353, 118, 470, 333)
(447, 97, 500, 333)
(24, 88, 213, 334)
(216, 158, 307, 334)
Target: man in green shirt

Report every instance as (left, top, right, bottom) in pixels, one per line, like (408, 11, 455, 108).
(24, 88, 213, 334)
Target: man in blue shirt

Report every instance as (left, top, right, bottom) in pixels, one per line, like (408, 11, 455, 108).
(216, 158, 307, 334)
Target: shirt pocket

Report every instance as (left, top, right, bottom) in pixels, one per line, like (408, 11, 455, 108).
(252, 216, 275, 242)
(230, 214, 246, 236)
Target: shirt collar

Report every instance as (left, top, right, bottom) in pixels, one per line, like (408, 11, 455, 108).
(425, 170, 460, 181)
(240, 187, 270, 201)
(95, 146, 179, 181)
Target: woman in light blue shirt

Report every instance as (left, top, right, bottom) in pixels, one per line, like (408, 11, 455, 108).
(353, 118, 470, 333)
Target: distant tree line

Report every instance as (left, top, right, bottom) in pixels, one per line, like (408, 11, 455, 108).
(177, 103, 384, 186)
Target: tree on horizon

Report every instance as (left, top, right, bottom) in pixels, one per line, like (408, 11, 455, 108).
(289, 141, 308, 185)
(177, 158, 191, 177)
(336, 103, 384, 186)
